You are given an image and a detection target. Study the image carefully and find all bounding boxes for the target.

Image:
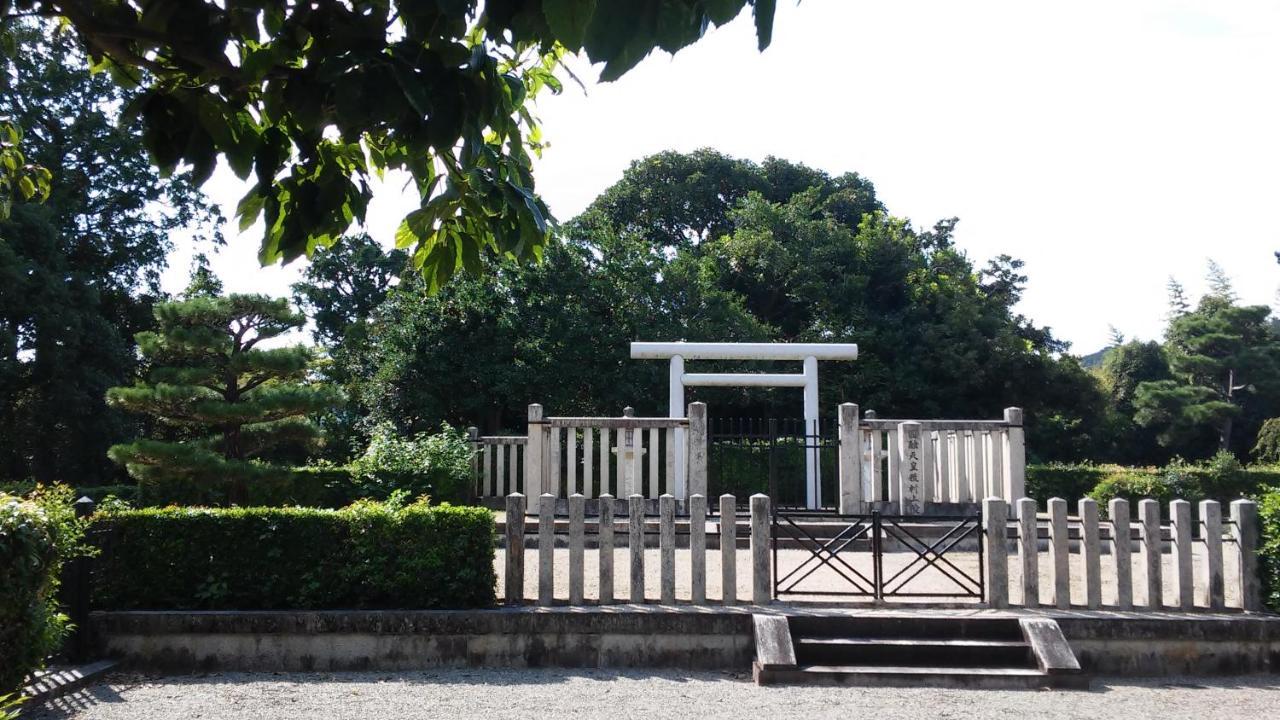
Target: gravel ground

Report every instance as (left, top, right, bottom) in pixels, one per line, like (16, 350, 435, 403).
(27, 670, 1280, 720)
(500, 545, 1242, 607)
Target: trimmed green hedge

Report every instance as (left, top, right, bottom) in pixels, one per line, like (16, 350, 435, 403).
(91, 500, 496, 610)
(136, 467, 356, 508)
(135, 426, 477, 508)
(1029, 456, 1280, 511)
(1088, 457, 1277, 512)
(1026, 463, 1118, 504)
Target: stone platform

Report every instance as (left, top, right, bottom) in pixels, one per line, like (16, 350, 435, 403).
(90, 606, 1280, 677)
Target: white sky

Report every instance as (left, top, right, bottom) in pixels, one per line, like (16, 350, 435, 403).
(163, 0, 1280, 354)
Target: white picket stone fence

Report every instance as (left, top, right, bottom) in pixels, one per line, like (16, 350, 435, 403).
(984, 496, 1262, 612)
(475, 402, 1027, 513)
(473, 403, 709, 505)
(499, 491, 1261, 611)
(839, 404, 1026, 514)
(501, 491, 771, 606)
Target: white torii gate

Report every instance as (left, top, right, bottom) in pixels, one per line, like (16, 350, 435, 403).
(630, 342, 859, 509)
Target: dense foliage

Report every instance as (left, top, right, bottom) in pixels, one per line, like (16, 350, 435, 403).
(106, 294, 335, 503)
(15, 0, 776, 285)
(292, 234, 408, 455)
(1134, 290, 1280, 457)
(1026, 454, 1280, 512)
(1025, 463, 1114, 506)
(1258, 488, 1280, 611)
(1254, 418, 1280, 463)
(0, 485, 86, 693)
(133, 425, 474, 508)
(346, 422, 475, 502)
(0, 25, 219, 485)
(297, 150, 1105, 463)
(92, 499, 495, 610)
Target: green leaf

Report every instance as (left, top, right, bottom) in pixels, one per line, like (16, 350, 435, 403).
(236, 190, 266, 232)
(542, 0, 597, 51)
(753, 0, 776, 51)
(703, 0, 745, 25)
(16, 175, 35, 200)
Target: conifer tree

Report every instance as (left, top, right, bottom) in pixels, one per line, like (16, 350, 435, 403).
(106, 294, 335, 503)
(1136, 296, 1280, 453)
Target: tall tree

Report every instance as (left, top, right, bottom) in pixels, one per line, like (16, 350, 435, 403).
(362, 228, 767, 435)
(292, 234, 407, 348)
(1136, 295, 1280, 454)
(1206, 259, 1238, 303)
(106, 295, 334, 502)
(291, 234, 408, 455)
(1167, 277, 1191, 321)
(351, 150, 1108, 461)
(1099, 340, 1172, 464)
(0, 24, 219, 484)
(9, 1, 778, 285)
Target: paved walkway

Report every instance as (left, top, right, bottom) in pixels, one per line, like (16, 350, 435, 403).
(27, 670, 1280, 719)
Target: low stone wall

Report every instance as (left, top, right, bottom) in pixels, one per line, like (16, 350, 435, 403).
(91, 607, 755, 673)
(91, 607, 1280, 677)
(1056, 613, 1280, 675)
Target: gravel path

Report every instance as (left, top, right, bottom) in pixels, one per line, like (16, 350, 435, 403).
(28, 671, 1280, 720)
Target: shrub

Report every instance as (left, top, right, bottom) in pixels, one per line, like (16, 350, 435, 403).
(347, 423, 474, 503)
(0, 485, 88, 693)
(1258, 488, 1280, 611)
(136, 425, 476, 508)
(1254, 418, 1280, 463)
(1087, 452, 1266, 515)
(138, 466, 355, 508)
(1089, 468, 1185, 510)
(0, 483, 136, 506)
(91, 499, 495, 610)
(1026, 463, 1118, 504)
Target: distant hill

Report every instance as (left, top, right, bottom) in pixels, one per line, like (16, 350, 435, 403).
(1079, 346, 1111, 369)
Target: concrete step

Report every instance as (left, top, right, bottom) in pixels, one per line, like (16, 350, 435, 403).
(794, 636, 1033, 667)
(756, 664, 1087, 689)
(752, 613, 1089, 689)
(788, 615, 1025, 641)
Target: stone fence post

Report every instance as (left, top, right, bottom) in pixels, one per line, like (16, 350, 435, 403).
(504, 493, 525, 604)
(524, 404, 544, 511)
(751, 493, 771, 605)
(983, 497, 1008, 609)
(687, 402, 708, 500)
(1231, 499, 1261, 612)
(837, 403, 861, 514)
(1002, 408, 1025, 510)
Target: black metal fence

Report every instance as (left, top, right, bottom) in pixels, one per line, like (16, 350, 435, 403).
(772, 509, 985, 601)
(707, 417, 839, 508)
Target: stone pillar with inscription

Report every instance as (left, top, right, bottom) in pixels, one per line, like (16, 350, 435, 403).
(898, 421, 923, 515)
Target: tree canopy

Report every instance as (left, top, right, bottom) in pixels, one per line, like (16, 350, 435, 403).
(106, 294, 335, 502)
(10, 0, 779, 286)
(294, 149, 1107, 461)
(1135, 295, 1280, 454)
(0, 24, 219, 484)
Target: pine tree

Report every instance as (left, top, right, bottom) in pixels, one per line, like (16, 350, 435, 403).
(1136, 299, 1280, 453)
(1166, 277, 1191, 322)
(1107, 325, 1126, 347)
(1206, 259, 1238, 303)
(106, 294, 335, 503)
